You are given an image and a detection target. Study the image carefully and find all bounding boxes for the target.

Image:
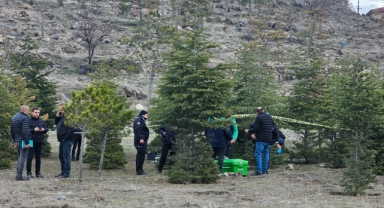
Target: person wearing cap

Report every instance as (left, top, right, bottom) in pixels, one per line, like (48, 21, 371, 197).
(133, 110, 149, 175)
(157, 125, 178, 174)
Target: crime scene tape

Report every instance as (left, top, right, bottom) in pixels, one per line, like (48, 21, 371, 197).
(232, 114, 335, 129)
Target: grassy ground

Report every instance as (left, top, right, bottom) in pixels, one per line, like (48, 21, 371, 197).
(0, 134, 383, 208)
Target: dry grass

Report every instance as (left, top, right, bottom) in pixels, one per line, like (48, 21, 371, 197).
(1, 134, 383, 208)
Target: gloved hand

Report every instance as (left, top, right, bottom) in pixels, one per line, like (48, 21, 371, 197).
(276, 148, 282, 154)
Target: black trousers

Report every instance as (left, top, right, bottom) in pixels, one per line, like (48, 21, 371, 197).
(135, 141, 147, 172)
(158, 143, 176, 172)
(72, 136, 81, 160)
(212, 146, 226, 172)
(26, 142, 43, 174)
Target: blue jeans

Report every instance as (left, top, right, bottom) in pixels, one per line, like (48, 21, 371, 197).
(16, 143, 29, 177)
(255, 141, 270, 174)
(59, 140, 73, 176)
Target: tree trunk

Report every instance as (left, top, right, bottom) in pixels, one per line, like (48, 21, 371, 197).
(98, 131, 108, 177)
(78, 126, 87, 183)
(248, 0, 251, 14)
(40, 9, 44, 38)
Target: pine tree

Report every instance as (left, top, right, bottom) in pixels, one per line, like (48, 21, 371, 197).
(331, 59, 381, 195)
(0, 76, 19, 168)
(286, 47, 326, 163)
(8, 37, 56, 157)
(65, 81, 133, 179)
(150, 29, 234, 184)
(340, 136, 376, 196)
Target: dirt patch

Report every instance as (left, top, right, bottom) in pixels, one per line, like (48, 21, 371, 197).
(0, 134, 383, 207)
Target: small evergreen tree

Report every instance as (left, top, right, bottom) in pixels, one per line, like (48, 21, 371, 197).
(66, 81, 133, 178)
(150, 29, 234, 184)
(340, 135, 376, 196)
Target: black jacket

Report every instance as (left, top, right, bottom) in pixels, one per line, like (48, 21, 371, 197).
(11, 112, 31, 144)
(29, 116, 49, 143)
(55, 115, 75, 142)
(248, 112, 274, 143)
(158, 127, 177, 144)
(133, 116, 149, 145)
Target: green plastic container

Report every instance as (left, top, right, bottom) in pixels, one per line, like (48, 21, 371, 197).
(215, 158, 249, 176)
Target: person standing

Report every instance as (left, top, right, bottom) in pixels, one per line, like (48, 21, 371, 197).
(133, 110, 149, 175)
(71, 128, 82, 161)
(206, 125, 232, 173)
(55, 104, 75, 178)
(11, 105, 31, 181)
(27, 107, 49, 178)
(157, 125, 178, 174)
(225, 117, 238, 158)
(245, 107, 280, 175)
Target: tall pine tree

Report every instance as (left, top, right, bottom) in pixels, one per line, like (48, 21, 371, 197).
(150, 29, 234, 184)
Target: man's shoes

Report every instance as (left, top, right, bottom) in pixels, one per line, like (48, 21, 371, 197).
(15, 176, 30, 181)
(27, 173, 34, 178)
(71, 157, 76, 161)
(57, 175, 69, 178)
(136, 171, 147, 175)
(251, 171, 263, 176)
(157, 170, 162, 174)
(36, 173, 44, 178)
(55, 173, 64, 178)
(76, 158, 79, 161)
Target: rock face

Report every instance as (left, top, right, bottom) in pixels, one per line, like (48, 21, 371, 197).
(62, 45, 78, 54)
(0, 0, 382, 99)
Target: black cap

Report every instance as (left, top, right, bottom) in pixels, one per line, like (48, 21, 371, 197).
(138, 110, 148, 117)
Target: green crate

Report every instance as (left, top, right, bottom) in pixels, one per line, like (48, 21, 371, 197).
(215, 158, 248, 176)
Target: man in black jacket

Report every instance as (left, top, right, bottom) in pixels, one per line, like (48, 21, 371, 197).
(157, 125, 177, 174)
(11, 105, 31, 180)
(55, 104, 75, 178)
(27, 107, 49, 178)
(133, 110, 149, 175)
(245, 107, 280, 175)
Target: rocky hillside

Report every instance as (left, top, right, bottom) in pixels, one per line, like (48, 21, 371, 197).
(0, 0, 383, 106)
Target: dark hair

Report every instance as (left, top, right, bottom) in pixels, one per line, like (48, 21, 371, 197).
(256, 107, 263, 113)
(32, 107, 40, 112)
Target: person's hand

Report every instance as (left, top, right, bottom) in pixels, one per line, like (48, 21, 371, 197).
(140, 139, 144, 144)
(25, 144, 31, 148)
(13, 143, 17, 148)
(40, 128, 44, 132)
(56, 111, 61, 117)
(276, 148, 282, 154)
(34, 127, 40, 132)
(230, 139, 236, 144)
(245, 129, 249, 134)
(277, 143, 281, 149)
(251, 134, 256, 140)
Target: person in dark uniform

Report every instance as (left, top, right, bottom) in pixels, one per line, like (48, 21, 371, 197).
(133, 110, 149, 175)
(157, 125, 178, 174)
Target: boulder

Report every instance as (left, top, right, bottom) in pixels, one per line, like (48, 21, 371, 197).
(50, 34, 59, 40)
(78, 65, 89, 74)
(123, 87, 147, 100)
(62, 45, 78, 54)
(0, 34, 3, 44)
(135, 104, 144, 110)
(70, 22, 81, 30)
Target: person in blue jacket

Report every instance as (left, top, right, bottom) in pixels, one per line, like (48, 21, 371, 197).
(206, 119, 232, 173)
